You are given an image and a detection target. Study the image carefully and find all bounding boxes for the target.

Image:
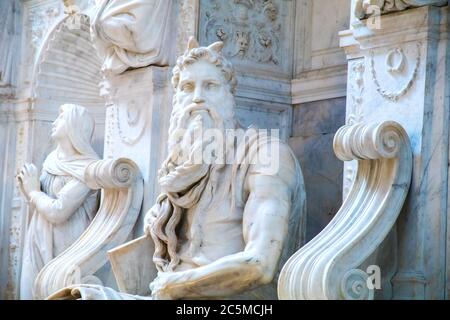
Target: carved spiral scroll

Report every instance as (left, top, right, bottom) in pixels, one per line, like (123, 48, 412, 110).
(334, 121, 402, 161)
(33, 158, 143, 299)
(85, 158, 138, 189)
(341, 269, 374, 300)
(278, 121, 412, 300)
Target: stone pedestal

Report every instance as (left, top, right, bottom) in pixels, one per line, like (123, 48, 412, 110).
(101, 66, 171, 236)
(340, 5, 449, 299)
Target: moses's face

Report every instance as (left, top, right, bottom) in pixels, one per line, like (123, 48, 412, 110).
(166, 59, 237, 168)
(175, 59, 235, 126)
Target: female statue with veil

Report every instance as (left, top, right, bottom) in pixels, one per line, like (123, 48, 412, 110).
(17, 104, 100, 299)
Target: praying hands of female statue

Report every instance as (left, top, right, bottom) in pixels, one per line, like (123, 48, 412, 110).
(17, 163, 92, 224)
(16, 105, 98, 225)
(16, 163, 40, 202)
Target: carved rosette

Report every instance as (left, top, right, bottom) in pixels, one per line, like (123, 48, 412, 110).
(278, 121, 412, 300)
(33, 158, 143, 299)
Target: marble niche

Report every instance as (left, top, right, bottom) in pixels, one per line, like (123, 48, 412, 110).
(14, 103, 143, 300)
(0, 1, 108, 299)
(4, 0, 448, 302)
(95, 0, 177, 230)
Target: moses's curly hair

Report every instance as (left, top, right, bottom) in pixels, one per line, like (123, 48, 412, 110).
(171, 38, 237, 94)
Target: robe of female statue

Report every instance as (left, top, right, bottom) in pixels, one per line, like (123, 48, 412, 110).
(19, 105, 99, 299)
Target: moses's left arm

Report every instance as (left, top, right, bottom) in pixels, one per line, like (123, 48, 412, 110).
(154, 142, 299, 299)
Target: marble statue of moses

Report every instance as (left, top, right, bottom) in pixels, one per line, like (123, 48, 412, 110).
(49, 38, 306, 300)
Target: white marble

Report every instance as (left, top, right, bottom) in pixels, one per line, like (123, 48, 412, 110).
(5, 0, 450, 302)
(48, 38, 306, 300)
(199, 0, 294, 140)
(340, 5, 450, 299)
(289, 98, 346, 242)
(292, 0, 350, 104)
(91, 0, 174, 75)
(0, 0, 178, 298)
(199, 0, 294, 77)
(16, 104, 100, 300)
(101, 66, 171, 231)
(33, 156, 143, 299)
(0, 6, 107, 299)
(279, 120, 412, 300)
(0, 0, 22, 298)
(0, 0, 21, 98)
(354, 0, 448, 19)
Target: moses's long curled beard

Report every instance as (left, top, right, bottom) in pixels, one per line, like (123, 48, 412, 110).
(150, 103, 236, 272)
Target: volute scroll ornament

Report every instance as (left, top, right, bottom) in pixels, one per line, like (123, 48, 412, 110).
(33, 157, 143, 300)
(278, 120, 412, 300)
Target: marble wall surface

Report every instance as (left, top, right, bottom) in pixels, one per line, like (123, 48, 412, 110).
(289, 98, 346, 241)
(198, 1, 350, 243)
(293, 0, 350, 103)
(198, 0, 294, 140)
(290, 0, 350, 241)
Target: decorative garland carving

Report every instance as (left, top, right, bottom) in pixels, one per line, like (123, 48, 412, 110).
(370, 43, 421, 102)
(115, 102, 147, 146)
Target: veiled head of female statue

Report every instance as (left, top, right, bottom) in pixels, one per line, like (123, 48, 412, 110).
(51, 108, 68, 141)
(51, 104, 97, 158)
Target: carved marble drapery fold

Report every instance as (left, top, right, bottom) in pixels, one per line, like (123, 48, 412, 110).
(354, 0, 448, 19)
(278, 121, 412, 300)
(33, 158, 143, 299)
(91, 0, 173, 75)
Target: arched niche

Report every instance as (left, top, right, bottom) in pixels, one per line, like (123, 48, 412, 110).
(30, 12, 105, 160)
(10, 13, 107, 299)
